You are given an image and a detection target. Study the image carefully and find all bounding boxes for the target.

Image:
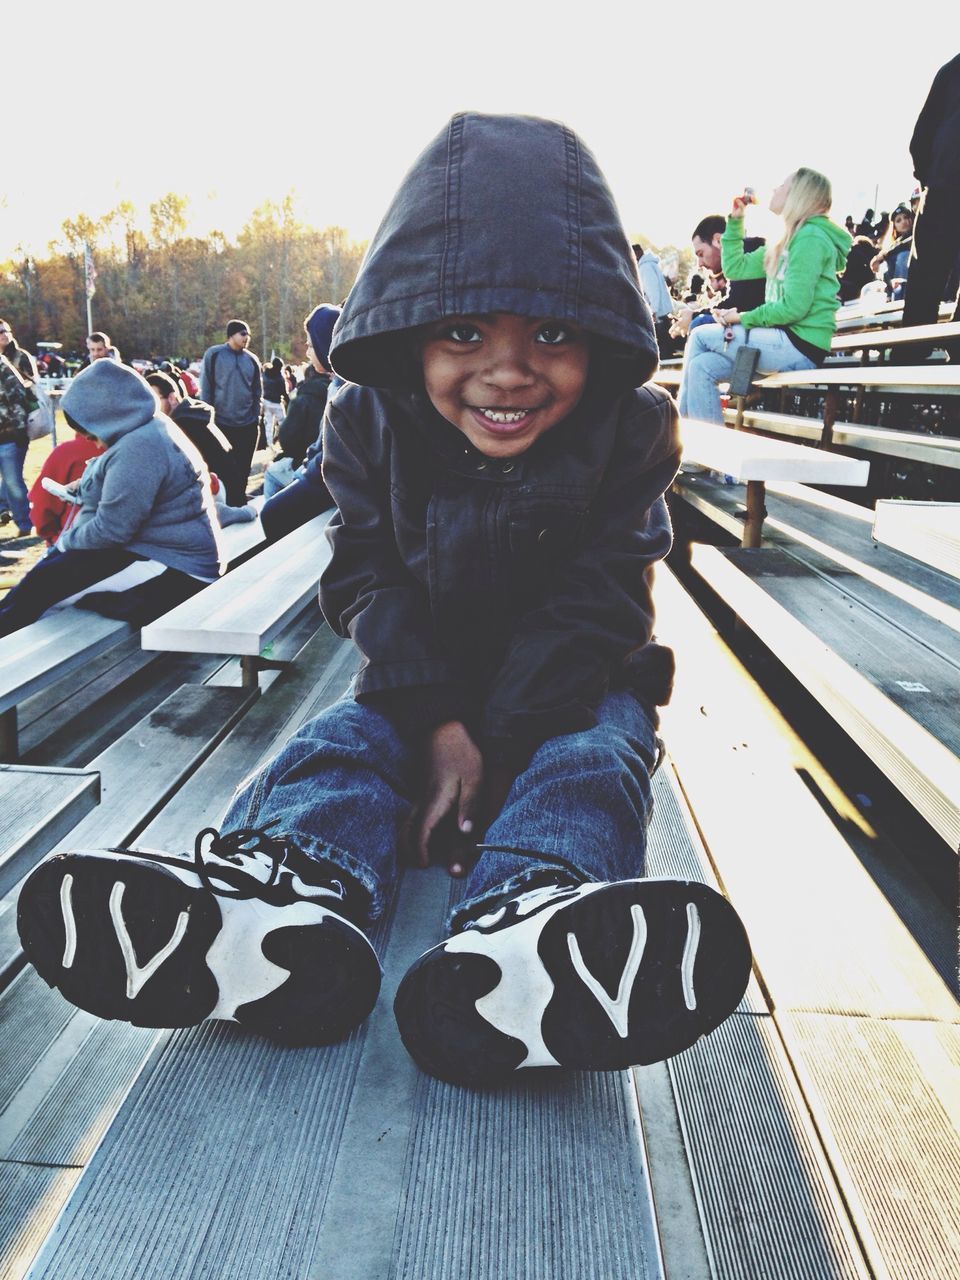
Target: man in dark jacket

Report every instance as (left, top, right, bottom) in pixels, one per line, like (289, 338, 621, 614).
(894, 53, 960, 361)
(199, 321, 263, 492)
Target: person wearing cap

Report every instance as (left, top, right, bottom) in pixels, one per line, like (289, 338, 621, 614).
(259, 305, 341, 542)
(199, 321, 263, 494)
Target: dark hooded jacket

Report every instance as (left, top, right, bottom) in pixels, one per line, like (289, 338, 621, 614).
(321, 113, 680, 765)
(910, 53, 960, 189)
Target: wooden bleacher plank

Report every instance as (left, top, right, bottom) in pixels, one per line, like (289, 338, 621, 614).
(672, 474, 960, 661)
(654, 563, 958, 1012)
(653, 563, 959, 1280)
(689, 544, 960, 851)
(0, 978, 158, 1167)
(141, 512, 332, 658)
(667, 1013, 871, 1279)
(0, 1165, 80, 1280)
(722, 408, 960, 469)
(0, 767, 100, 898)
(0, 614, 133, 760)
(758, 365, 960, 395)
(832, 300, 954, 332)
(636, 766, 873, 1277)
(680, 419, 869, 487)
(0, 614, 132, 719)
(778, 1014, 960, 1280)
(873, 499, 960, 581)
(23, 876, 664, 1278)
(832, 320, 960, 353)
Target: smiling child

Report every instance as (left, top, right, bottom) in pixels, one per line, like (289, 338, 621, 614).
(18, 113, 751, 1088)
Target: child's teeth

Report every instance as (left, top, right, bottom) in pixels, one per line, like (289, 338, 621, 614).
(481, 409, 528, 423)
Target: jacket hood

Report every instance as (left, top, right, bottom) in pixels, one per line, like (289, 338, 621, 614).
(330, 112, 658, 395)
(803, 216, 853, 272)
(61, 360, 161, 445)
(638, 250, 661, 264)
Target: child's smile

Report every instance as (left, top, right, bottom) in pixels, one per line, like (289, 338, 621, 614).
(420, 312, 589, 458)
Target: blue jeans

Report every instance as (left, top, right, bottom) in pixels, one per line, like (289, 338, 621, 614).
(0, 439, 30, 531)
(678, 325, 816, 423)
(223, 688, 661, 935)
(262, 456, 303, 499)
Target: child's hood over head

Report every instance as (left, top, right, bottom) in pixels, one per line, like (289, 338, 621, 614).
(329, 113, 659, 395)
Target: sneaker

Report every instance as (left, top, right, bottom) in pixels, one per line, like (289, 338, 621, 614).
(17, 825, 382, 1046)
(394, 878, 751, 1087)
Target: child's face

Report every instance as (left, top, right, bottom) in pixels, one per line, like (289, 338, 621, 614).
(419, 312, 589, 458)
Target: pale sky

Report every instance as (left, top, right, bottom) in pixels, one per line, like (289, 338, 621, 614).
(1, 1, 952, 263)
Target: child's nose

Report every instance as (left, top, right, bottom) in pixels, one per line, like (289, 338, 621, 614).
(482, 344, 536, 389)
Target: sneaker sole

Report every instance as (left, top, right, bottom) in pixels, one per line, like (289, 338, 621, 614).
(394, 879, 751, 1087)
(18, 851, 382, 1046)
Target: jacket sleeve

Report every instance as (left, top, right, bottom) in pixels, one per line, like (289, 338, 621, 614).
(720, 216, 768, 280)
(909, 62, 946, 184)
(278, 385, 326, 464)
(58, 440, 164, 553)
(482, 388, 680, 760)
(739, 231, 827, 330)
(318, 402, 473, 728)
(28, 465, 67, 544)
(199, 349, 215, 405)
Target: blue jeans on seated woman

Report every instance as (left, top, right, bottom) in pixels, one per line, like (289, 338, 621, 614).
(678, 324, 816, 424)
(222, 687, 662, 935)
(0, 439, 30, 532)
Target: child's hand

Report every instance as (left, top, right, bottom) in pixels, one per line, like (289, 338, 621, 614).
(413, 720, 483, 876)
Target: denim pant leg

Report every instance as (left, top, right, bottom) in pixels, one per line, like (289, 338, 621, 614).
(677, 323, 737, 423)
(0, 440, 30, 530)
(450, 691, 661, 932)
(221, 695, 419, 928)
(678, 325, 816, 424)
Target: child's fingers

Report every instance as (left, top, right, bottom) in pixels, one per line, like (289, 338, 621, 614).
(416, 786, 455, 867)
(457, 775, 481, 838)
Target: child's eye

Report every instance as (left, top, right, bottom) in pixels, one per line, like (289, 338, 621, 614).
(445, 324, 482, 344)
(536, 322, 574, 345)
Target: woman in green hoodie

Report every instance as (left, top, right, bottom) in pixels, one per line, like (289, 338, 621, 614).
(677, 168, 851, 423)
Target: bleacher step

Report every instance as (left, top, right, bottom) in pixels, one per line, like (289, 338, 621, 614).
(873, 499, 960, 581)
(691, 542, 960, 850)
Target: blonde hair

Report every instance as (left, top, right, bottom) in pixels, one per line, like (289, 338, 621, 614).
(764, 167, 833, 276)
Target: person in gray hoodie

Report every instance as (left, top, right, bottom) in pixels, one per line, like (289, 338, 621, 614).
(17, 114, 751, 1089)
(0, 360, 222, 636)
